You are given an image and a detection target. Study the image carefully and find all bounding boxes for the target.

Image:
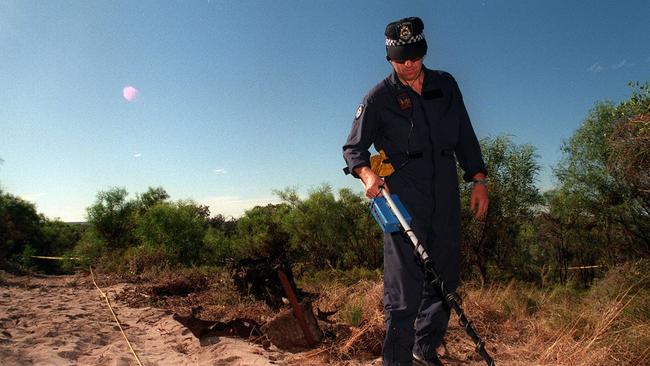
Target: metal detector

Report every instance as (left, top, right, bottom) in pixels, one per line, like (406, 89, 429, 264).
(374, 187, 496, 366)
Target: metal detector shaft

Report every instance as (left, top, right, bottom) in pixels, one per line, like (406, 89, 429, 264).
(381, 191, 496, 366)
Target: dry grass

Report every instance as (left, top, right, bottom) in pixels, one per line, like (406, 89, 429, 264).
(292, 260, 650, 365)
(108, 261, 649, 365)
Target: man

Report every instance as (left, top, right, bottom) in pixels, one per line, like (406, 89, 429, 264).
(342, 17, 489, 366)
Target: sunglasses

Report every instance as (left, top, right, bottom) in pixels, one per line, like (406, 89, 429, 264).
(391, 57, 423, 64)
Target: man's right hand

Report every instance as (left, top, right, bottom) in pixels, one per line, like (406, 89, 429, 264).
(354, 166, 389, 198)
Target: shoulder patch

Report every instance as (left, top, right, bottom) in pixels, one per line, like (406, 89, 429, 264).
(355, 104, 364, 119)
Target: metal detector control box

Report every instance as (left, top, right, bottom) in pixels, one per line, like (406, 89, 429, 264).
(371, 194, 412, 233)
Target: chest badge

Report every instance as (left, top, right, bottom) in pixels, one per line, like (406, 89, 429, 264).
(396, 93, 412, 110)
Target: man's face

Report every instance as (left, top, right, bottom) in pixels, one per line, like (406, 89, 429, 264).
(390, 57, 424, 82)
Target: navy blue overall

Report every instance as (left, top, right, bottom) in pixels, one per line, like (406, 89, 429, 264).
(343, 66, 486, 365)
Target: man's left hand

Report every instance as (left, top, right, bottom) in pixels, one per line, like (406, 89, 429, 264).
(470, 182, 489, 220)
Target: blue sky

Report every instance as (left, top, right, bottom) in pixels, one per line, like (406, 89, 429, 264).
(1, 0, 648, 221)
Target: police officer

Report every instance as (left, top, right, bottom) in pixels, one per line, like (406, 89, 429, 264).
(342, 17, 489, 366)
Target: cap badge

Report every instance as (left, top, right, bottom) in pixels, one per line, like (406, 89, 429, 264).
(399, 22, 412, 41)
(355, 104, 365, 119)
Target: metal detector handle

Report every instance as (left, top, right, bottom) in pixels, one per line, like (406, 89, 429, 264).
(379, 186, 430, 263)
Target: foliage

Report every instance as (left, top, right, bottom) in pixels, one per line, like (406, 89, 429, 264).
(19, 244, 36, 270)
(135, 200, 208, 266)
(607, 82, 650, 206)
(0, 191, 43, 264)
(124, 244, 173, 276)
(70, 230, 107, 269)
(207, 214, 238, 237)
(552, 83, 650, 266)
(231, 203, 291, 260)
(86, 187, 137, 250)
(135, 186, 170, 212)
(202, 227, 235, 266)
(39, 220, 85, 256)
(459, 135, 542, 283)
(276, 185, 382, 270)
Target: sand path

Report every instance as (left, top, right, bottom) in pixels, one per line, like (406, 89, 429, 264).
(0, 274, 279, 366)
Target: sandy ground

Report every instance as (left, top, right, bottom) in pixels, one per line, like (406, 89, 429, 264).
(0, 273, 281, 366)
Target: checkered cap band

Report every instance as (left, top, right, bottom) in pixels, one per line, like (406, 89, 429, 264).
(385, 33, 425, 46)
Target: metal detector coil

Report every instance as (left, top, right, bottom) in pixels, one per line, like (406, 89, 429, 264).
(371, 194, 412, 233)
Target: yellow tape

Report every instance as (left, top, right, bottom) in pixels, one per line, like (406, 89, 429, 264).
(567, 265, 605, 270)
(90, 267, 145, 366)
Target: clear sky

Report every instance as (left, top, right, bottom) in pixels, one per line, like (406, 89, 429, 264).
(1, 0, 648, 221)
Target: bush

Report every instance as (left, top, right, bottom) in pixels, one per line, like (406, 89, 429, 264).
(124, 245, 173, 276)
(70, 230, 106, 269)
(19, 244, 36, 270)
(202, 227, 235, 266)
(86, 187, 137, 250)
(231, 204, 292, 261)
(0, 192, 43, 264)
(136, 201, 208, 266)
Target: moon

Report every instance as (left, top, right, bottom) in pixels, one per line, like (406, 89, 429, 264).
(122, 86, 139, 102)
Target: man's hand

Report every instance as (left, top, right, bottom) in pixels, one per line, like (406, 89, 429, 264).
(470, 173, 489, 220)
(354, 166, 389, 198)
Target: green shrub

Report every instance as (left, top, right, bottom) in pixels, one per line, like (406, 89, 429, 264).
(341, 296, 365, 327)
(135, 201, 207, 266)
(203, 227, 235, 265)
(71, 230, 106, 268)
(19, 244, 36, 270)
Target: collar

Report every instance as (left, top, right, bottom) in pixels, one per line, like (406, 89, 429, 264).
(388, 65, 437, 93)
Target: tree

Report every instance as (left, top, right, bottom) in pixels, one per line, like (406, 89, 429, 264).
(336, 187, 383, 269)
(136, 200, 208, 265)
(536, 189, 603, 285)
(275, 185, 382, 270)
(555, 84, 650, 260)
(203, 227, 235, 265)
(86, 187, 137, 250)
(232, 203, 292, 261)
(39, 219, 84, 256)
(0, 192, 43, 263)
(459, 136, 542, 283)
(135, 186, 170, 212)
(207, 214, 238, 237)
(607, 83, 650, 208)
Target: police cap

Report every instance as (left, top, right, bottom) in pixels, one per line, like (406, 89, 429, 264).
(385, 17, 428, 61)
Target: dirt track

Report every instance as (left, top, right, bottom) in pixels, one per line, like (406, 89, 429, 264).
(0, 273, 278, 365)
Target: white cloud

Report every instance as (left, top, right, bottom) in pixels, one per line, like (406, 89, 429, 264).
(587, 63, 605, 73)
(213, 168, 227, 174)
(134, 153, 142, 158)
(612, 59, 627, 70)
(199, 196, 280, 218)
